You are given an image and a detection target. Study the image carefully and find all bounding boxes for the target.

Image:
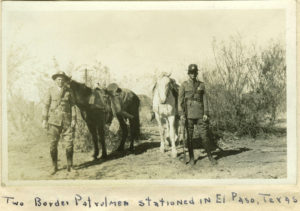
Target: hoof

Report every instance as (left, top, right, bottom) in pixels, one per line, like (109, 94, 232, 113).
(129, 146, 135, 152)
(186, 159, 195, 166)
(117, 147, 125, 152)
(171, 150, 178, 158)
(100, 154, 107, 160)
(164, 140, 170, 147)
(210, 158, 218, 165)
(160, 146, 165, 153)
(50, 171, 57, 176)
(50, 167, 58, 175)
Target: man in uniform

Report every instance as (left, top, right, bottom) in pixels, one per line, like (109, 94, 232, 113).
(42, 71, 77, 175)
(179, 64, 217, 165)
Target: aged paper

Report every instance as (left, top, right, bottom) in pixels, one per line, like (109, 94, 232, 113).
(1, 0, 299, 210)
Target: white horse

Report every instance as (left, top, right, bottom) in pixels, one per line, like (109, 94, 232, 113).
(152, 73, 178, 158)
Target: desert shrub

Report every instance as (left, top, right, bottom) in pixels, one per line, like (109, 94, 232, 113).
(73, 108, 93, 152)
(204, 36, 286, 137)
(138, 94, 155, 126)
(256, 42, 286, 120)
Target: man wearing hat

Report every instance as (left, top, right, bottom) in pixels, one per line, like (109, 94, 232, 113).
(178, 64, 217, 166)
(42, 71, 77, 175)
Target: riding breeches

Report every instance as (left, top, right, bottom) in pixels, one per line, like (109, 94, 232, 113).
(48, 124, 74, 152)
(186, 118, 210, 148)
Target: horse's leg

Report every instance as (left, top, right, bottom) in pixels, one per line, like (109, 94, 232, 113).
(168, 115, 178, 158)
(97, 112, 107, 159)
(174, 117, 179, 145)
(97, 114, 107, 159)
(128, 104, 140, 152)
(128, 118, 135, 152)
(165, 119, 170, 147)
(116, 115, 128, 152)
(87, 124, 99, 160)
(155, 113, 165, 153)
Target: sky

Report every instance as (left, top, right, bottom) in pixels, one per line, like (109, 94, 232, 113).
(4, 7, 285, 101)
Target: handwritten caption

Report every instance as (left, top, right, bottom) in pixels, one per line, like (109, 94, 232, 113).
(1, 193, 298, 208)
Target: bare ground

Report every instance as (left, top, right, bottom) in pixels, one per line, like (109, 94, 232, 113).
(7, 123, 287, 181)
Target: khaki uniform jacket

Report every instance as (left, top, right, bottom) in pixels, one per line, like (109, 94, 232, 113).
(178, 79, 209, 119)
(42, 86, 77, 126)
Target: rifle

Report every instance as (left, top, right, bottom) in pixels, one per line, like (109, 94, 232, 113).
(179, 116, 187, 163)
(179, 99, 188, 163)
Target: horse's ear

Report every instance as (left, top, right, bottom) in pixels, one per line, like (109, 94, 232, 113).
(152, 83, 157, 92)
(160, 72, 172, 78)
(65, 76, 72, 83)
(151, 83, 157, 97)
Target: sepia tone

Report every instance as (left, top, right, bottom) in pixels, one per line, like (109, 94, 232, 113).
(1, 2, 293, 183)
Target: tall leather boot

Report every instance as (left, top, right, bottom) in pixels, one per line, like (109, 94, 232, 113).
(66, 148, 73, 172)
(50, 149, 58, 175)
(202, 138, 217, 165)
(186, 129, 195, 165)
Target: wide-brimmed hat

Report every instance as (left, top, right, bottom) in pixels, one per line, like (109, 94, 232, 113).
(187, 64, 198, 74)
(52, 71, 70, 80)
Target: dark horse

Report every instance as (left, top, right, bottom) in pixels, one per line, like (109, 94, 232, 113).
(107, 86, 141, 152)
(67, 79, 140, 160)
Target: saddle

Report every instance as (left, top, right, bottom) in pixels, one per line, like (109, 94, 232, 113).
(89, 88, 134, 119)
(109, 89, 134, 119)
(88, 89, 109, 111)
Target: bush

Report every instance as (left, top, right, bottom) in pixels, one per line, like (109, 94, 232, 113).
(204, 36, 286, 137)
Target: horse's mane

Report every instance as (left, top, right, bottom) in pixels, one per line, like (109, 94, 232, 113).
(152, 73, 170, 95)
(70, 80, 92, 96)
(152, 75, 179, 97)
(152, 83, 157, 96)
(170, 79, 179, 98)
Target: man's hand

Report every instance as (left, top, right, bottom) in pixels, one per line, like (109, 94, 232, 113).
(180, 115, 186, 122)
(71, 120, 76, 128)
(42, 120, 48, 129)
(203, 114, 208, 122)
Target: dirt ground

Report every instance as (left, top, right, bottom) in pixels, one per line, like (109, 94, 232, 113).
(8, 122, 287, 181)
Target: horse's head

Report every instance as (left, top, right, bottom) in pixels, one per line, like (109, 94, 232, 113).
(155, 72, 172, 104)
(63, 75, 73, 90)
(67, 78, 92, 106)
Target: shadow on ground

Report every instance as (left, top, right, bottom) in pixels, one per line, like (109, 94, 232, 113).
(176, 146, 250, 163)
(75, 141, 160, 170)
(195, 147, 251, 163)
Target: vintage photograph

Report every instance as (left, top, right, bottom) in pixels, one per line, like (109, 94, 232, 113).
(2, 1, 295, 183)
